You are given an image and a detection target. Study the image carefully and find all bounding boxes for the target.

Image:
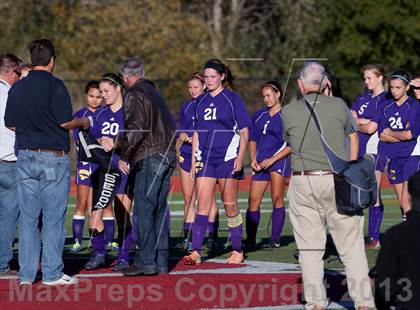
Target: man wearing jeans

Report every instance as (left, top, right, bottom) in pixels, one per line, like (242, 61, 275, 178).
(5, 39, 89, 285)
(282, 61, 374, 309)
(0, 53, 21, 277)
(108, 57, 176, 276)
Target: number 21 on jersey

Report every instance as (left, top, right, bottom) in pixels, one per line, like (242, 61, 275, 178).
(204, 107, 217, 120)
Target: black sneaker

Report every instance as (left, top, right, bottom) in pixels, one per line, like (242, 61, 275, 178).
(175, 239, 192, 251)
(203, 238, 217, 252)
(241, 240, 256, 251)
(84, 254, 106, 270)
(365, 237, 380, 249)
(261, 239, 281, 250)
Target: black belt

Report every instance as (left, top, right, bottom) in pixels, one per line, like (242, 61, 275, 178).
(0, 159, 16, 163)
(292, 170, 332, 176)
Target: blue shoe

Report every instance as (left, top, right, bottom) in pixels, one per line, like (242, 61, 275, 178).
(112, 259, 129, 271)
(84, 254, 106, 270)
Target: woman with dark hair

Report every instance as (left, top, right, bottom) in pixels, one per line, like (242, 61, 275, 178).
(323, 69, 344, 99)
(379, 70, 420, 218)
(183, 59, 251, 265)
(244, 81, 291, 250)
(84, 73, 134, 271)
(351, 64, 388, 249)
(70, 81, 102, 253)
(176, 73, 219, 252)
(410, 73, 420, 101)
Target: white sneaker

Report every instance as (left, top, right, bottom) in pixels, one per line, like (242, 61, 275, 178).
(19, 280, 32, 286)
(42, 274, 78, 286)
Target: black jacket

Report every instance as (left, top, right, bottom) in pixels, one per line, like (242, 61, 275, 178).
(375, 210, 420, 309)
(117, 79, 175, 164)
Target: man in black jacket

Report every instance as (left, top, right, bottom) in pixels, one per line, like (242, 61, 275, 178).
(375, 171, 420, 309)
(105, 57, 176, 275)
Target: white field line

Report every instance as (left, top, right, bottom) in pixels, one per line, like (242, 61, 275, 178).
(67, 195, 398, 211)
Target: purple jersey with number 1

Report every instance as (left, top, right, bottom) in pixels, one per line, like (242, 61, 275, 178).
(378, 96, 420, 159)
(194, 88, 251, 164)
(351, 91, 387, 157)
(250, 107, 288, 162)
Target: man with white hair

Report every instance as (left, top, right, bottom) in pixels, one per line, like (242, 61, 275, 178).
(114, 57, 176, 276)
(281, 61, 374, 309)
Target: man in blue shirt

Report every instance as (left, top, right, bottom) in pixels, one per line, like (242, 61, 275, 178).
(5, 39, 89, 285)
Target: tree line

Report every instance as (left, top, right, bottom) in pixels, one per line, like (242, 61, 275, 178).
(1, 0, 419, 109)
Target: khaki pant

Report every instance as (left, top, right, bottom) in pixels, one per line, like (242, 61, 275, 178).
(288, 175, 375, 309)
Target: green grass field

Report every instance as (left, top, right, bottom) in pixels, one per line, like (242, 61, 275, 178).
(63, 188, 400, 270)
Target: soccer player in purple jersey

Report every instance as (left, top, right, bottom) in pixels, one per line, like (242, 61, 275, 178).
(351, 64, 387, 249)
(84, 73, 134, 271)
(70, 81, 102, 253)
(379, 70, 420, 219)
(244, 81, 291, 250)
(401, 74, 420, 213)
(176, 73, 219, 252)
(183, 59, 251, 265)
(410, 74, 420, 101)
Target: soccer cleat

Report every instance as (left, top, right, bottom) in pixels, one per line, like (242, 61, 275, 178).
(106, 241, 119, 252)
(42, 274, 78, 286)
(365, 238, 380, 249)
(111, 259, 129, 271)
(175, 239, 192, 251)
(84, 254, 106, 270)
(203, 238, 217, 252)
(261, 239, 281, 250)
(70, 240, 82, 253)
(183, 251, 201, 265)
(226, 251, 245, 264)
(241, 240, 256, 252)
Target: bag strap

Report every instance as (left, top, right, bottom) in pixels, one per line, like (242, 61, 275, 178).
(302, 97, 348, 173)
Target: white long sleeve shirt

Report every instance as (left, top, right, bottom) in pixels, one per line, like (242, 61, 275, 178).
(0, 78, 17, 161)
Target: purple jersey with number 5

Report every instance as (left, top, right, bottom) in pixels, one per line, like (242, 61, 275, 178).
(250, 107, 288, 162)
(351, 91, 387, 157)
(194, 88, 251, 164)
(378, 96, 420, 159)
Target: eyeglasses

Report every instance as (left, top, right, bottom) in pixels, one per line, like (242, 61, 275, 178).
(412, 86, 420, 90)
(13, 70, 21, 78)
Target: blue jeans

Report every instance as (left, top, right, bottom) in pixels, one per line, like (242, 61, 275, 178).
(0, 161, 19, 272)
(133, 152, 176, 270)
(16, 150, 70, 282)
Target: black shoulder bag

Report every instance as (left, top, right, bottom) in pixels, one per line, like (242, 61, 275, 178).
(303, 98, 377, 215)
